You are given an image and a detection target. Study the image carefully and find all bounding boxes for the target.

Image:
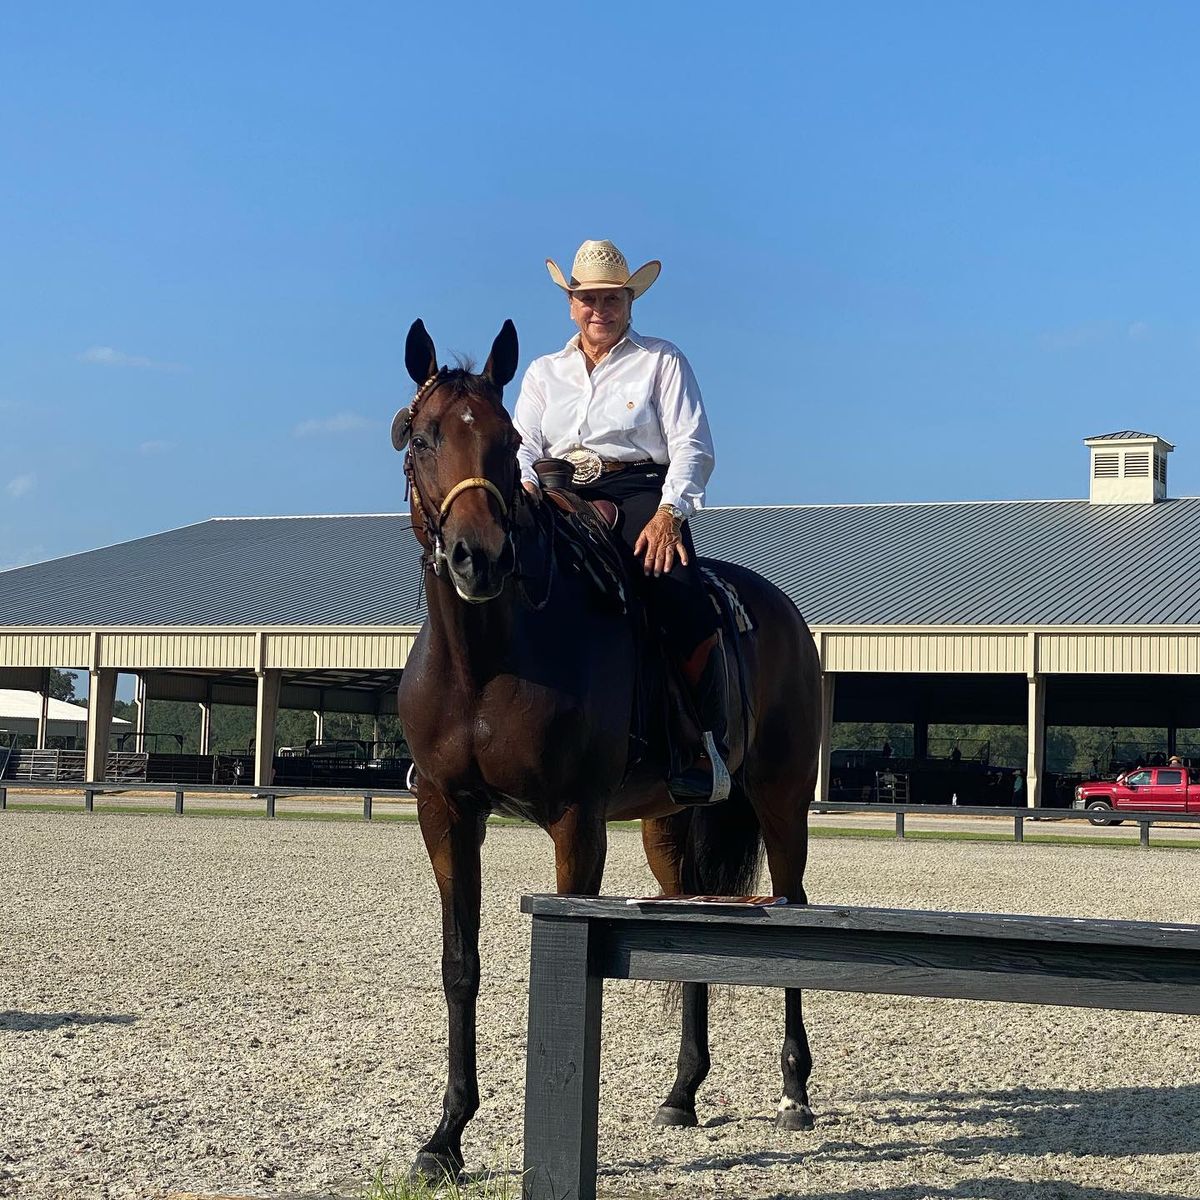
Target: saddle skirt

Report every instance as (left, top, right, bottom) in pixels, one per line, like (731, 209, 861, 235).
(537, 488, 754, 783)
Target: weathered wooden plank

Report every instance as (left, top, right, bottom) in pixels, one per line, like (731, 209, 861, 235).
(523, 915, 603, 1200)
(593, 923, 1200, 1014)
(519, 897, 1200, 950)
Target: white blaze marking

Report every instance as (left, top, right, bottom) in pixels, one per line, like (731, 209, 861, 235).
(460, 408, 475, 425)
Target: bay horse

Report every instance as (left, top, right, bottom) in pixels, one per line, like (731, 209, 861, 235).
(394, 318, 822, 1183)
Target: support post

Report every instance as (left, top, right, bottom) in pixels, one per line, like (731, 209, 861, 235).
(815, 672, 835, 805)
(36, 668, 50, 750)
(1014, 813, 1024, 843)
(372, 713, 382, 758)
(198, 696, 212, 755)
(254, 670, 282, 789)
(1167, 725, 1178, 758)
(1026, 671, 1045, 809)
(523, 915, 603, 1200)
(913, 720, 929, 762)
(895, 811, 905, 839)
(175, 787, 184, 815)
(1140, 821, 1151, 850)
(363, 794, 373, 821)
(134, 675, 148, 753)
(85, 669, 118, 783)
(313, 708, 325, 744)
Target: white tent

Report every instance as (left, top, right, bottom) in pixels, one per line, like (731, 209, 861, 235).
(0, 688, 131, 748)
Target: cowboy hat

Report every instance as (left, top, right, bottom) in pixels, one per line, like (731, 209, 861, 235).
(546, 239, 660, 298)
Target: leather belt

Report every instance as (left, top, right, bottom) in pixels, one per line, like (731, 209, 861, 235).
(600, 458, 657, 473)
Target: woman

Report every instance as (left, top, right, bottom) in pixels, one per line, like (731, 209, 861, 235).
(514, 239, 727, 805)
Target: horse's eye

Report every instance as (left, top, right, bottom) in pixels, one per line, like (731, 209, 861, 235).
(411, 435, 430, 453)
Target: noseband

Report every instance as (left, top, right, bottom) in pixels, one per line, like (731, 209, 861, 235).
(403, 371, 518, 579)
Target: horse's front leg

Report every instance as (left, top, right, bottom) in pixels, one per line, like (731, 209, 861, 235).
(411, 781, 488, 1183)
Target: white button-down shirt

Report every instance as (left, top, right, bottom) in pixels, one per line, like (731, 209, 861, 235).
(513, 329, 714, 518)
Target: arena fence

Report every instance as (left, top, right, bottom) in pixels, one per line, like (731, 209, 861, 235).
(519, 895, 1200, 1200)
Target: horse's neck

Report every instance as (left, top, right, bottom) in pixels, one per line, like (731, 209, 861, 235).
(423, 570, 517, 684)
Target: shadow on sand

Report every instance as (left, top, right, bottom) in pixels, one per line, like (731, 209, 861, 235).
(0, 1009, 137, 1032)
(599, 1083, 1200, 1198)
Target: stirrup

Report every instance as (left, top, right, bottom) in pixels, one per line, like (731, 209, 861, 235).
(668, 732, 732, 807)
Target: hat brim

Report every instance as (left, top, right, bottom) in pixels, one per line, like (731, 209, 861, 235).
(546, 258, 661, 299)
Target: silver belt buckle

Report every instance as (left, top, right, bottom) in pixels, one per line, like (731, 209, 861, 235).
(563, 447, 603, 486)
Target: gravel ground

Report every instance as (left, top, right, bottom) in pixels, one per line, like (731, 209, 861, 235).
(1, 812, 1198, 1200)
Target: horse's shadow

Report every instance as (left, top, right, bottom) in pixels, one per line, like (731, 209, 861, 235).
(0, 1009, 137, 1032)
(848, 1083, 1200, 1160)
(600, 1083, 1200, 1192)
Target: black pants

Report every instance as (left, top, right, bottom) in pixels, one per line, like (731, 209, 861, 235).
(578, 465, 719, 656)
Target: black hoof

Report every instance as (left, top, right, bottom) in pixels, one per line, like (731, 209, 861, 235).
(775, 1104, 815, 1131)
(654, 1104, 699, 1128)
(409, 1151, 462, 1186)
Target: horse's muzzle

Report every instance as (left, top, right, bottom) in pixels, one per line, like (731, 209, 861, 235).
(447, 534, 515, 603)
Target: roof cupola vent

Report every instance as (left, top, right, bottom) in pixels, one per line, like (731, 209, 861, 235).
(1083, 431, 1173, 505)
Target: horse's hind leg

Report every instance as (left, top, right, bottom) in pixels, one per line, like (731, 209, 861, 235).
(755, 781, 816, 1130)
(642, 813, 709, 1128)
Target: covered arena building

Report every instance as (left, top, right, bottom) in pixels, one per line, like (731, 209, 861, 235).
(1, 430, 1197, 806)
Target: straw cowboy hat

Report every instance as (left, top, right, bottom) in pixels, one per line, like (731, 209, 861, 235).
(546, 239, 661, 298)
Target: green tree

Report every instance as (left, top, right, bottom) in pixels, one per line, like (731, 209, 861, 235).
(48, 669, 78, 702)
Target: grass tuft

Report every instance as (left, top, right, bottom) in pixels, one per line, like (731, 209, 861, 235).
(361, 1158, 520, 1200)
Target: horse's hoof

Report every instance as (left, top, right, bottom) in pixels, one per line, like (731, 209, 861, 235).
(775, 1104, 815, 1131)
(654, 1104, 698, 1128)
(409, 1151, 462, 1186)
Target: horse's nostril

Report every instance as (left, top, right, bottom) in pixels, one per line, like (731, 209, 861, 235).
(450, 540, 472, 568)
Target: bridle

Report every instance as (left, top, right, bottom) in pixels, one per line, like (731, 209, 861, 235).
(403, 370, 551, 607)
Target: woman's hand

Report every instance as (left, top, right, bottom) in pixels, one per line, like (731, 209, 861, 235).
(634, 507, 688, 576)
(521, 480, 542, 503)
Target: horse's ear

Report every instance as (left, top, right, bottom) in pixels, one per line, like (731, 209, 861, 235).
(483, 319, 519, 390)
(405, 319, 438, 385)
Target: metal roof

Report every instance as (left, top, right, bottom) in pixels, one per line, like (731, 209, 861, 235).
(1085, 430, 1163, 441)
(2, 498, 1200, 628)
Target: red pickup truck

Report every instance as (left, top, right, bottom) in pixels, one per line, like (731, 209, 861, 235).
(1073, 765, 1200, 825)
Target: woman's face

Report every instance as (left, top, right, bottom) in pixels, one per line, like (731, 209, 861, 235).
(569, 288, 632, 350)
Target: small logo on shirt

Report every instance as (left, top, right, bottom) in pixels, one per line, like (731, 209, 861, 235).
(626, 401, 634, 409)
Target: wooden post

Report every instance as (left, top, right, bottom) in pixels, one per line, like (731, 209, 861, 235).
(363, 794, 373, 821)
(254, 670, 282, 789)
(1140, 821, 1151, 850)
(85, 788, 95, 813)
(1014, 813, 1024, 843)
(175, 787, 184, 815)
(266, 793, 276, 819)
(85, 669, 118, 783)
(1026, 670, 1045, 809)
(36, 668, 50, 750)
(895, 811, 905, 839)
(523, 915, 603, 1200)
(815, 673, 835, 806)
(0, 787, 7, 810)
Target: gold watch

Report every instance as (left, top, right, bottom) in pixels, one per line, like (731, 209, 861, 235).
(659, 504, 684, 532)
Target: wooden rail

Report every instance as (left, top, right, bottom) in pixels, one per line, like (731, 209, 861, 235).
(519, 895, 1200, 1200)
(814, 800, 1200, 847)
(0, 780, 412, 819)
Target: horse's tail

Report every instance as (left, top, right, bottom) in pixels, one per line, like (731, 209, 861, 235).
(681, 790, 764, 897)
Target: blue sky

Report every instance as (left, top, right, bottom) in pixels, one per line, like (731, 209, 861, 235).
(2, 1, 1198, 570)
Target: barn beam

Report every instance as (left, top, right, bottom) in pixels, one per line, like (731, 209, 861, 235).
(254, 670, 282, 788)
(85, 669, 117, 783)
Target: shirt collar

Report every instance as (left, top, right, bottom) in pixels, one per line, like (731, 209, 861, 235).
(555, 327, 647, 359)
